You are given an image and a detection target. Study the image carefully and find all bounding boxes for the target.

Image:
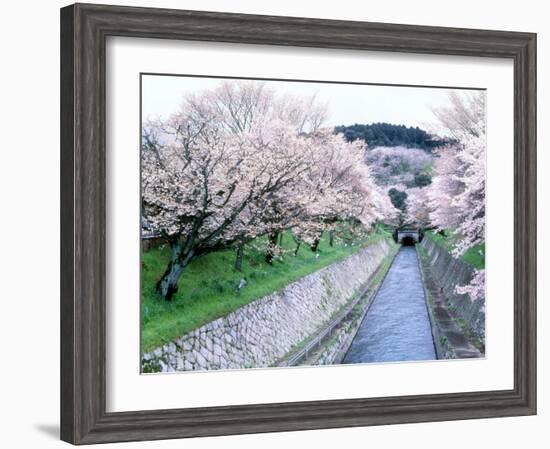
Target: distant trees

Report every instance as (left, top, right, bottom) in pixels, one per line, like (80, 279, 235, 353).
(336, 124, 443, 222)
(414, 172, 432, 187)
(335, 122, 449, 151)
(388, 188, 408, 213)
(142, 81, 395, 300)
(365, 146, 433, 188)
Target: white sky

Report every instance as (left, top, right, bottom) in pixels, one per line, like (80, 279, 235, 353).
(141, 74, 481, 129)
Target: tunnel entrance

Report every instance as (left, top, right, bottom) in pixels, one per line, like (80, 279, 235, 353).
(395, 227, 421, 245)
(400, 236, 416, 246)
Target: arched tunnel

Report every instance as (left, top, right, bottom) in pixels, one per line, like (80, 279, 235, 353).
(400, 235, 416, 246)
(394, 228, 422, 246)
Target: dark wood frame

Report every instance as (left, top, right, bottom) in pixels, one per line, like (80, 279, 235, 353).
(60, 3, 537, 445)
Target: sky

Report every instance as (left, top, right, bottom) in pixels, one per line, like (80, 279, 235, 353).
(141, 74, 481, 129)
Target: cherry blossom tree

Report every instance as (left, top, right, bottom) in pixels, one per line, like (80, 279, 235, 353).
(294, 132, 374, 247)
(428, 91, 486, 301)
(450, 133, 486, 255)
(142, 82, 317, 299)
(427, 145, 464, 231)
(406, 187, 431, 227)
(288, 130, 399, 253)
(456, 270, 485, 304)
(428, 91, 486, 254)
(431, 91, 485, 139)
(143, 81, 387, 299)
(376, 187, 401, 227)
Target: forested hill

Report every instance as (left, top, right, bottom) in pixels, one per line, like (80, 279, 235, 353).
(335, 123, 447, 151)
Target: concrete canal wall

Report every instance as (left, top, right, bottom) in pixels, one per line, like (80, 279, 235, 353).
(419, 236, 485, 343)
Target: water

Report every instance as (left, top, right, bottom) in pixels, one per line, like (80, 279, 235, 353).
(342, 246, 436, 364)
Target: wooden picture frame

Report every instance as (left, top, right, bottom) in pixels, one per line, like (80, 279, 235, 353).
(60, 3, 536, 444)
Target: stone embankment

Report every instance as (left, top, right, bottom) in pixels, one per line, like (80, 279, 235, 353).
(142, 238, 393, 372)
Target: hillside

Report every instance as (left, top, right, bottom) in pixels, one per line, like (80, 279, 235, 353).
(335, 122, 451, 151)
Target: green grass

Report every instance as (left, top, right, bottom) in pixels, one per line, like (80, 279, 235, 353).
(425, 230, 485, 269)
(141, 226, 391, 353)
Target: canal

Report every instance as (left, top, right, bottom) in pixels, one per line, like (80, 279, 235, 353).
(342, 245, 437, 364)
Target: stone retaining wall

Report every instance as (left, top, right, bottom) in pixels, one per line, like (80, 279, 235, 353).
(142, 238, 392, 372)
(419, 236, 485, 342)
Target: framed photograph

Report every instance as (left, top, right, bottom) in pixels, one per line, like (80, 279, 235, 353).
(60, 3, 536, 445)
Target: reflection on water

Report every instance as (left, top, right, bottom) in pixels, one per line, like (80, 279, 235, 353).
(342, 246, 436, 364)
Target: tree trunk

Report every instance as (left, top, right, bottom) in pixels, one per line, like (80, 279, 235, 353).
(279, 232, 284, 246)
(234, 242, 244, 271)
(265, 231, 280, 265)
(294, 242, 301, 256)
(310, 237, 321, 252)
(156, 241, 193, 301)
(328, 230, 334, 247)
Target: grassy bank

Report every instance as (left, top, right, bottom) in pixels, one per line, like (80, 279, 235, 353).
(141, 226, 393, 353)
(425, 230, 485, 269)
